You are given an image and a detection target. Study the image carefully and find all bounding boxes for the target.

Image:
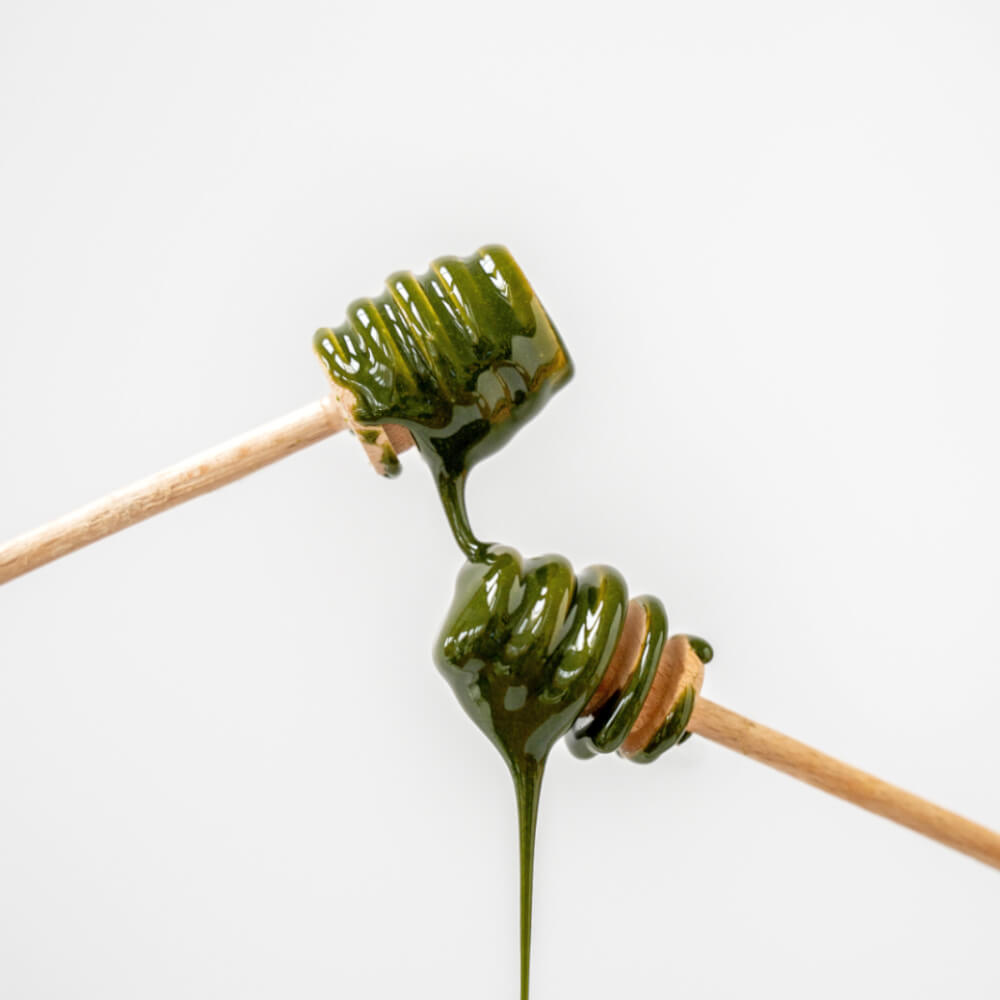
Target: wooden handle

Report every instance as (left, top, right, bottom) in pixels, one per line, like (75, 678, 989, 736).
(0, 395, 346, 586)
(688, 697, 1000, 871)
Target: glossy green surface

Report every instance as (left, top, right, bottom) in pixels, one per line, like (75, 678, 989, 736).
(435, 547, 628, 1000)
(435, 548, 712, 997)
(435, 548, 712, 770)
(314, 247, 573, 996)
(314, 245, 572, 558)
(567, 593, 668, 759)
(314, 245, 709, 999)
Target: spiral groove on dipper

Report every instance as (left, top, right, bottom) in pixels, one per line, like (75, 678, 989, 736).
(435, 547, 712, 768)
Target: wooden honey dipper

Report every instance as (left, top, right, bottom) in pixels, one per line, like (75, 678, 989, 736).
(591, 611, 1000, 870)
(435, 542, 1000, 873)
(432, 542, 1000, 1000)
(0, 390, 413, 586)
(2, 245, 998, 878)
(0, 243, 564, 581)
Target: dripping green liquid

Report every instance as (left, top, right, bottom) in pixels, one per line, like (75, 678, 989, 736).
(435, 548, 632, 999)
(314, 244, 572, 559)
(314, 246, 574, 997)
(434, 548, 708, 997)
(315, 245, 708, 999)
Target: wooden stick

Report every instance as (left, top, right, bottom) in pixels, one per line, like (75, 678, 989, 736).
(5, 407, 997, 875)
(0, 395, 346, 586)
(688, 697, 1000, 872)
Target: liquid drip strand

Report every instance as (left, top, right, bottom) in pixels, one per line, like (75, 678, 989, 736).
(435, 547, 711, 998)
(313, 244, 572, 558)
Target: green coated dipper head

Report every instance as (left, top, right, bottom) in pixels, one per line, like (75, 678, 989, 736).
(314, 245, 573, 556)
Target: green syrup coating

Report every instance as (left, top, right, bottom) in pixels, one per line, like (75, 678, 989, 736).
(436, 547, 626, 1000)
(435, 547, 712, 997)
(314, 245, 710, 1000)
(313, 244, 572, 558)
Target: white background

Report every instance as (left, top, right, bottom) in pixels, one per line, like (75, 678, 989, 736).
(1, 2, 998, 997)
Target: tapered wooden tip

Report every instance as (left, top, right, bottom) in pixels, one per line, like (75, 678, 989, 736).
(324, 387, 414, 477)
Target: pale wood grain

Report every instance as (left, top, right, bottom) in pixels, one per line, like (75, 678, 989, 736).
(688, 697, 1000, 871)
(0, 394, 346, 585)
